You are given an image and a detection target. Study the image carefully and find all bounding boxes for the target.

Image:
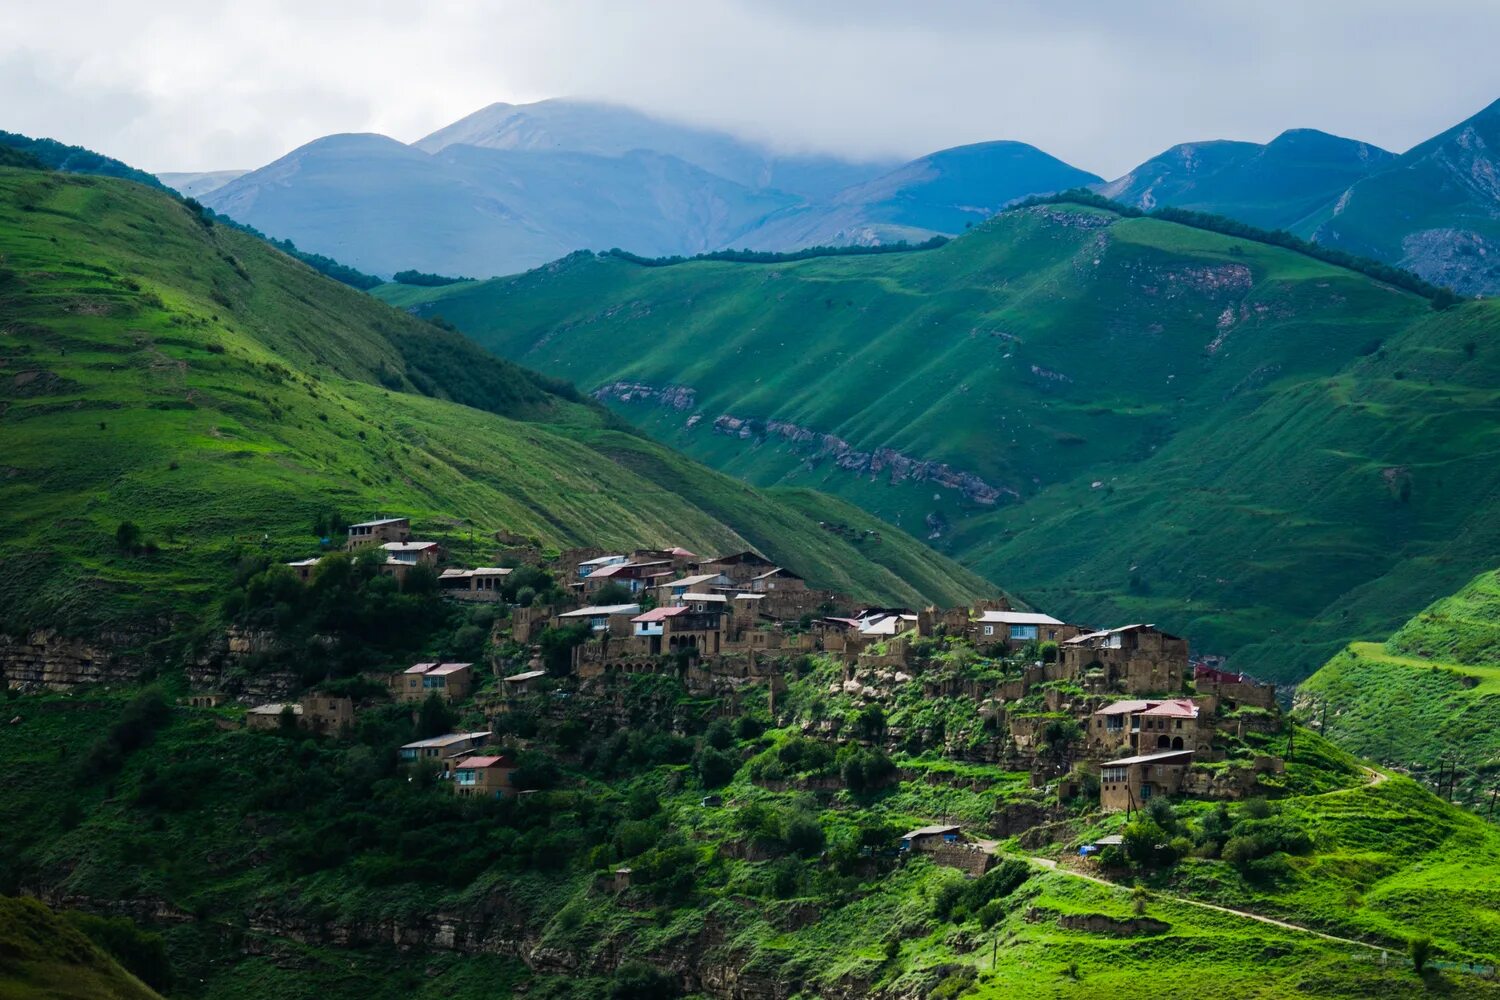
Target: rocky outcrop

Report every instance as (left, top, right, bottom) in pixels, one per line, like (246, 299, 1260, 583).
(593, 381, 698, 411)
(712, 414, 1015, 506)
(0, 629, 142, 689)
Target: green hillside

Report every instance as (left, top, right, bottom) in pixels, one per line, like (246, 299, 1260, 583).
(0, 896, 162, 1000)
(1300, 568, 1500, 803)
(0, 165, 994, 648)
(378, 201, 1500, 681)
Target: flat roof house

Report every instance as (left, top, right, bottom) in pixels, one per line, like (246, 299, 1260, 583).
(452, 755, 517, 798)
(900, 824, 961, 852)
(503, 669, 547, 695)
(556, 604, 641, 632)
(439, 567, 512, 601)
(286, 557, 322, 582)
(1099, 749, 1194, 813)
(398, 731, 493, 771)
(347, 517, 411, 550)
(1060, 624, 1189, 694)
(382, 540, 444, 565)
(973, 610, 1075, 648)
(395, 662, 475, 704)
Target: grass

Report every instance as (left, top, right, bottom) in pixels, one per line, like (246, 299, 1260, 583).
(0, 165, 992, 644)
(1300, 568, 1500, 805)
(381, 201, 1500, 682)
(0, 896, 161, 1000)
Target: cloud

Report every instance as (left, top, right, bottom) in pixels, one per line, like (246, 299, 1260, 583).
(2, 0, 1498, 175)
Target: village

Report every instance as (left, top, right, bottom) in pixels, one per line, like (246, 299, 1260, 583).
(223, 514, 1288, 875)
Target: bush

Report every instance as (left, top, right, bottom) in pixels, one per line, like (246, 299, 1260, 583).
(114, 520, 142, 553)
(783, 812, 826, 857)
(609, 961, 680, 1000)
(694, 747, 737, 789)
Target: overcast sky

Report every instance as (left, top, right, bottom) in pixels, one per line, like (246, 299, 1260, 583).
(4, 0, 1499, 176)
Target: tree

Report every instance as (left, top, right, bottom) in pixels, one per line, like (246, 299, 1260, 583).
(114, 521, 141, 553)
(609, 961, 680, 1000)
(592, 581, 635, 605)
(1409, 934, 1432, 973)
(783, 812, 826, 857)
(416, 693, 457, 739)
(694, 747, 736, 789)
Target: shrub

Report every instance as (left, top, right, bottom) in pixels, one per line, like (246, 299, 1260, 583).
(1409, 934, 1432, 973)
(694, 747, 736, 789)
(783, 812, 826, 857)
(114, 520, 142, 552)
(62, 912, 172, 990)
(609, 961, 680, 1000)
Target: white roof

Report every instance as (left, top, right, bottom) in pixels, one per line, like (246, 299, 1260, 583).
(1066, 623, 1155, 644)
(903, 824, 960, 839)
(286, 558, 321, 567)
(661, 573, 721, 589)
(976, 610, 1063, 626)
(1103, 749, 1194, 767)
(682, 592, 727, 603)
(579, 554, 627, 566)
(349, 517, 408, 529)
(440, 566, 512, 578)
(860, 614, 918, 636)
(557, 604, 640, 618)
(382, 540, 440, 552)
(735, 593, 766, 600)
(400, 731, 491, 750)
(248, 702, 300, 715)
(504, 670, 547, 683)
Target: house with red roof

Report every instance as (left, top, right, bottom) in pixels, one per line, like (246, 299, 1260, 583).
(452, 754, 517, 798)
(1091, 697, 1200, 754)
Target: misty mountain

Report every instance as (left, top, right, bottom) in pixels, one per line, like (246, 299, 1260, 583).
(156, 169, 248, 197)
(733, 140, 1103, 249)
(1097, 129, 1393, 230)
(197, 99, 1103, 277)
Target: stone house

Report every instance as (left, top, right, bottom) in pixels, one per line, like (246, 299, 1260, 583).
(1060, 625, 1189, 694)
(502, 669, 547, 695)
(244, 693, 354, 734)
(1193, 664, 1277, 710)
(438, 567, 511, 601)
(452, 754, 517, 798)
(382, 540, 444, 566)
(900, 824, 962, 852)
(395, 662, 475, 704)
(971, 610, 1078, 649)
(346, 517, 411, 550)
(1090, 698, 1201, 755)
(630, 605, 726, 656)
(555, 604, 642, 633)
(1098, 749, 1194, 813)
(743, 567, 807, 594)
(286, 557, 322, 582)
(654, 573, 729, 604)
(578, 560, 670, 597)
(697, 551, 778, 585)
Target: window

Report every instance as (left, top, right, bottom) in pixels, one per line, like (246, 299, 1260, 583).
(1175, 719, 1183, 729)
(983, 625, 995, 636)
(1011, 625, 1039, 641)
(1104, 715, 1123, 733)
(456, 770, 477, 785)
(1140, 784, 1153, 800)
(1101, 766, 1126, 783)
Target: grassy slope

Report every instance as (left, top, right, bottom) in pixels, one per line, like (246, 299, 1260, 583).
(1301, 568, 1500, 802)
(0, 167, 990, 638)
(0, 896, 160, 1000)
(2, 677, 1495, 999)
(379, 205, 1500, 681)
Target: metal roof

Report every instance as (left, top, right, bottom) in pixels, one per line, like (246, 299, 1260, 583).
(1103, 749, 1195, 767)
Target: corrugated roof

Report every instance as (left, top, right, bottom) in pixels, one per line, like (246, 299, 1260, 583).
(504, 670, 547, 682)
(401, 731, 491, 749)
(349, 517, 408, 529)
(1103, 749, 1195, 767)
(902, 824, 960, 839)
(976, 610, 1064, 626)
(632, 606, 690, 623)
(454, 755, 513, 769)
(682, 592, 727, 602)
(558, 604, 641, 618)
(661, 573, 721, 589)
(382, 540, 440, 552)
(404, 662, 439, 674)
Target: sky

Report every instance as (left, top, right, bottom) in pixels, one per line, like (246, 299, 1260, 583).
(4, 0, 1499, 176)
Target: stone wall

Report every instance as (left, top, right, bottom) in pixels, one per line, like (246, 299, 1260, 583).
(0, 629, 142, 689)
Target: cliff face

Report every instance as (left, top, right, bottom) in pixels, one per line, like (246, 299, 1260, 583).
(0, 629, 143, 689)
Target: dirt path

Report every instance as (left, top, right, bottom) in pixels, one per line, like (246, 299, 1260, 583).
(1020, 855, 1385, 952)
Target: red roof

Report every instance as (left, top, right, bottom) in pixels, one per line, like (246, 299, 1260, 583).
(1142, 698, 1198, 718)
(455, 755, 513, 769)
(632, 606, 690, 623)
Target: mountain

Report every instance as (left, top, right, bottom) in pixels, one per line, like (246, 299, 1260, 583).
(413, 98, 891, 200)
(155, 168, 247, 197)
(0, 163, 994, 643)
(198, 99, 1101, 277)
(734, 140, 1103, 249)
(202, 130, 802, 277)
(385, 198, 1500, 682)
(1097, 129, 1393, 230)
(1303, 98, 1500, 296)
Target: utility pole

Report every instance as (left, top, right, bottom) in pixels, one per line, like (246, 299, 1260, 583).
(1488, 785, 1497, 819)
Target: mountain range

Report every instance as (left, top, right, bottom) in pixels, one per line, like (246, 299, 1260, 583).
(165, 96, 1500, 293)
(384, 197, 1500, 684)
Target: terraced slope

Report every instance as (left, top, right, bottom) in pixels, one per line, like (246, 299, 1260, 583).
(0, 166, 993, 643)
(384, 203, 1500, 680)
(1300, 568, 1500, 802)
